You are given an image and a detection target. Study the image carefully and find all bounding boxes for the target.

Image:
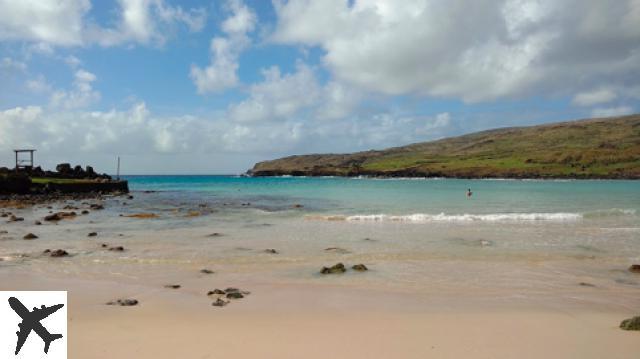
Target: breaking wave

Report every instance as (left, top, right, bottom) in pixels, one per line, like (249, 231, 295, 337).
(306, 209, 636, 223)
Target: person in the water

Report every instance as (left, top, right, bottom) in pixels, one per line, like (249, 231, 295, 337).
(467, 188, 473, 198)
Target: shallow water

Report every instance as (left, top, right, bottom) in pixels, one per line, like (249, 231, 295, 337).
(1, 177, 639, 310)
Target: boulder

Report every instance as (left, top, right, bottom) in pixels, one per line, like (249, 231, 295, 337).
(200, 269, 214, 274)
(320, 263, 346, 274)
(620, 316, 640, 330)
(164, 284, 181, 289)
(108, 246, 124, 252)
(90, 204, 104, 210)
(9, 215, 24, 222)
(629, 264, 640, 273)
(87, 232, 97, 237)
(208, 289, 226, 295)
(352, 264, 368, 271)
(264, 248, 278, 254)
(23, 233, 38, 240)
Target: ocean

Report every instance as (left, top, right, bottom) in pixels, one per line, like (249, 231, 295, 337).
(125, 175, 640, 222)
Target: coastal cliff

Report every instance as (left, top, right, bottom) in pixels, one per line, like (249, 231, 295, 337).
(249, 114, 640, 179)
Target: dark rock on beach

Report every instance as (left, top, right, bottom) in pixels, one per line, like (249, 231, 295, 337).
(164, 284, 181, 289)
(107, 299, 138, 306)
(226, 292, 244, 299)
(352, 264, 368, 271)
(200, 269, 215, 274)
(90, 204, 104, 210)
(23, 233, 38, 240)
(579, 282, 596, 287)
(620, 316, 640, 330)
(44, 212, 76, 221)
(629, 264, 640, 273)
(208, 289, 226, 295)
(45, 249, 69, 257)
(108, 246, 124, 252)
(87, 232, 97, 237)
(212, 298, 229, 307)
(9, 215, 24, 222)
(320, 263, 346, 274)
(264, 248, 278, 254)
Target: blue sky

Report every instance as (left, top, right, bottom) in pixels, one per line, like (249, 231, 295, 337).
(0, 0, 639, 174)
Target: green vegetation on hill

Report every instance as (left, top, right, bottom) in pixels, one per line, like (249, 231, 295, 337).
(250, 114, 640, 179)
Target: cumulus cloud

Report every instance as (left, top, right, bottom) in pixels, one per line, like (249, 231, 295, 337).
(591, 106, 635, 118)
(90, 0, 208, 46)
(0, 0, 90, 46)
(50, 69, 100, 109)
(229, 63, 320, 122)
(0, 0, 207, 47)
(272, 0, 640, 102)
(191, 0, 256, 94)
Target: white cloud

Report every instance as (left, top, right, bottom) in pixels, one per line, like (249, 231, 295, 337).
(0, 0, 90, 46)
(272, 0, 640, 102)
(572, 88, 617, 106)
(591, 106, 634, 118)
(90, 0, 207, 46)
(25, 75, 52, 94)
(64, 55, 82, 68)
(50, 69, 100, 109)
(191, 0, 256, 94)
(229, 63, 321, 122)
(0, 0, 206, 47)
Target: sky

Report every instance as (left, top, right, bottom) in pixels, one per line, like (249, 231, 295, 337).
(0, 0, 639, 174)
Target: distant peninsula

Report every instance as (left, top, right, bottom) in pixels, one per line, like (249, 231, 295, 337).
(249, 114, 640, 179)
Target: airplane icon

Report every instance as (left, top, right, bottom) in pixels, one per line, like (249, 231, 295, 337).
(8, 296, 64, 355)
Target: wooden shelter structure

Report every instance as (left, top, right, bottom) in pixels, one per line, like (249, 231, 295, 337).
(14, 149, 36, 172)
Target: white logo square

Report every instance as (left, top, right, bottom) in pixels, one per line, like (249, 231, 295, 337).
(0, 291, 67, 359)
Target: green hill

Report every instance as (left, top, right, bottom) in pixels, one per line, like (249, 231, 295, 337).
(249, 114, 640, 179)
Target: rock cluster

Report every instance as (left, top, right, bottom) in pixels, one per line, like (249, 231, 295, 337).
(320, 263, 369, 274)
(207, 287, 250, 307)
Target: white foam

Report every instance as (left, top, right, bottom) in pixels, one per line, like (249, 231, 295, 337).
(307, 212, 584, 222)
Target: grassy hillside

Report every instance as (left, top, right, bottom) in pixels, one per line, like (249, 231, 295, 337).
(249, 114, 640, 179)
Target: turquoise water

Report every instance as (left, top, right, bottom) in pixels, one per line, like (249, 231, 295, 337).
(124, 176, 640, 220)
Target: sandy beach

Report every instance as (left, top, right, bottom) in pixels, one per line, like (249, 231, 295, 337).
(2, 273, 638, 359)
(1, 187, 639, 358)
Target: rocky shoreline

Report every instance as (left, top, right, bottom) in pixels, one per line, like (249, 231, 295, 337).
(248, 168, 640, 180)
(0, 163, 128, 196)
